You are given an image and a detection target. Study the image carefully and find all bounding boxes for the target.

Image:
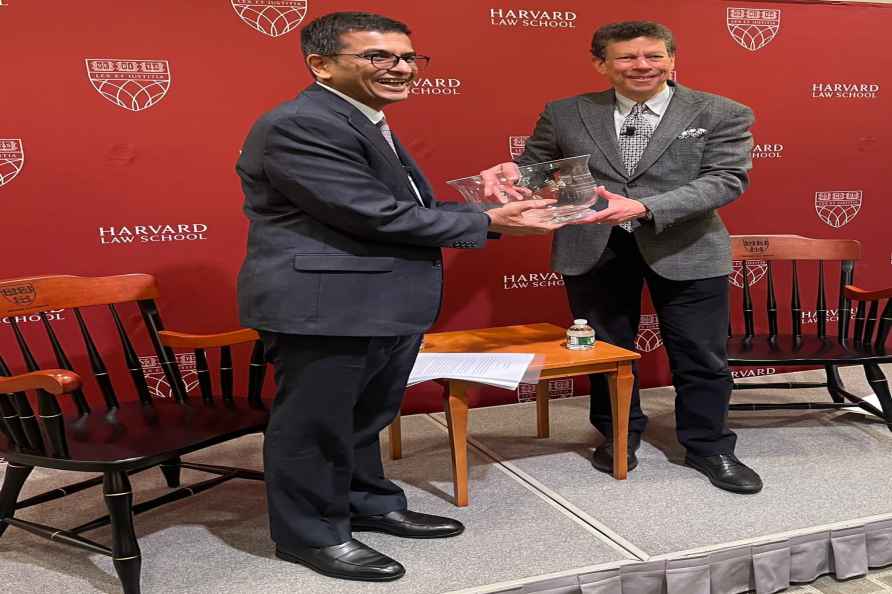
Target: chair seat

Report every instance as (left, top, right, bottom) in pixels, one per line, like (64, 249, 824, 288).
(1, 397, 269, 471)
(728, 335, 890, 366)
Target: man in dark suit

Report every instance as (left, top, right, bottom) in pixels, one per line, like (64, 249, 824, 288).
(236, 11, 565, 582)
(482, 21, 763, 494)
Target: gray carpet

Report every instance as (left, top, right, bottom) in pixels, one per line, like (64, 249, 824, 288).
(0, 414, 629, 594)
(444, 364, 892, 559)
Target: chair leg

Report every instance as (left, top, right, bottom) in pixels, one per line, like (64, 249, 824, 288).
(159, 456, 182, 488)
(0, 463, 33, 538)
(865, 363, 892, 431)
(825, 364, 846, 404)
(103, 471, 142, 594)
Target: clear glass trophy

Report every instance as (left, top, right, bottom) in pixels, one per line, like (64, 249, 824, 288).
(446, 155, 598, 222)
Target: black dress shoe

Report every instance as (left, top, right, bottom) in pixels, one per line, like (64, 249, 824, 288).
(591, 433, 642, 474)
(684, 453, 763, 494)
(352, 510, 464, 539)
(275, 539, 405, 582)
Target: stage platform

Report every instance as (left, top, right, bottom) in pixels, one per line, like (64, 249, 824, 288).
(2, 364, 892, 593)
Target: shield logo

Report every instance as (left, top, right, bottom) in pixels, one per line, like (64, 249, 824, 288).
(508, 136, 528, 159)
(231, 0, 307, 37)
(516, 378, 573, 403)
(0, 283, 36, 306)
(727, 8, 781, 52)
(0, 139, 24, 188)
(85, 59, 171, 112)
(728, 260, 768, 288)
(140, 353, 200, 399)
(635, 314, 663, 353)
(815, 190, 862, 228)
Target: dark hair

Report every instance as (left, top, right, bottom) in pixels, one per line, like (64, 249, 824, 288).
(591, 21, 676, 60)
(300, 12, 411, 57)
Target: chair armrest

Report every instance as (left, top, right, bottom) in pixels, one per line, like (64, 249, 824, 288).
(0, 369, 82, 395)
(845, 285, 892, 301)
(158, 328, 260, 349)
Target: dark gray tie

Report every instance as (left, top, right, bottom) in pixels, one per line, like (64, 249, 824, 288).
(617, 103, 655, 231)
(376, 118, 425, 207)
(377, 118, 399, 156)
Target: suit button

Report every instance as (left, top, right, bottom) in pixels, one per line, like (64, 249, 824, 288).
(433, 261, 442, 268)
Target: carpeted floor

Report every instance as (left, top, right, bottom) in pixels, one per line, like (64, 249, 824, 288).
(1, 364, 891, 593)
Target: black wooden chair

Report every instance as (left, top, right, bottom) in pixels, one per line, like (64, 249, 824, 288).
(0, 274, 268, 594)
(727, 235, 892, 427)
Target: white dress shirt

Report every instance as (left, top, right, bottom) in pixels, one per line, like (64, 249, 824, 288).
(613, 83, 675, 138)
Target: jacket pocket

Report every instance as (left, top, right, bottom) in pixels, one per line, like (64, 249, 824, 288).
(293, 254, 394, 272)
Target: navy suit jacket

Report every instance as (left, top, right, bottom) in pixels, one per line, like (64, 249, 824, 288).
(236, 84, 489, 336)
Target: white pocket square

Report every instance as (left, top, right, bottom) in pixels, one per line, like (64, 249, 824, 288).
(677, 128, 708, 139)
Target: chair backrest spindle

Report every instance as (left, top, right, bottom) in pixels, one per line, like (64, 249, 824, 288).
(816, 261, 827, 339)
(766, 261, 778, 338)
(108, 304, 154, 406)
(220, 346, 234, 403)
(73, 308, 119, 410)
(791, 261, 802, 338)
(39, 312, 90, 415)
(194, 348, 213, 403)
(742, 260, 754, 338)
(138, 299, 188, 403)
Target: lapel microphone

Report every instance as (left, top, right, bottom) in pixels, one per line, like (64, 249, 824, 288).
(623, 126, 636, 136)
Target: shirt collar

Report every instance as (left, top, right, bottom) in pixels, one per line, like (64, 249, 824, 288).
(615, 83, 674, 117)
(316, 82, 385, 124)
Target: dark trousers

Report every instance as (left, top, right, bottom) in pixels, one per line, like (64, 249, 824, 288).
(563, 228, 737, 456)
(259, 331, 421, 548)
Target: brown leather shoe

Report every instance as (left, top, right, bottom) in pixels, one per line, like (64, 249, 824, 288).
(275, 539, 405, 582)
(591, 433, 642, 474)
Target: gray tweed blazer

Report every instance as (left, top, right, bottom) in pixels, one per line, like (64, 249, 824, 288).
(518, 81, 754, 280)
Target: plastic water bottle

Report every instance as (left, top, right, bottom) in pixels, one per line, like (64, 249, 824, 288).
(566, 319, 596, 350)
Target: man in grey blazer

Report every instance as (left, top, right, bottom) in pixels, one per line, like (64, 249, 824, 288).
(237, 11, 568, 583)
(483, 21, 762, 494)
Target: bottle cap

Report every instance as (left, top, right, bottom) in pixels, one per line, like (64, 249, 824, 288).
(573, 319, 588, 325)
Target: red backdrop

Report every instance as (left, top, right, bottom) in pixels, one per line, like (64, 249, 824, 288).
(2, 0, 889, 413)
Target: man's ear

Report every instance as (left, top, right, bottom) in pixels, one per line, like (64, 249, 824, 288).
(592, 56, 607, 76)
(307, 54, 331, 81)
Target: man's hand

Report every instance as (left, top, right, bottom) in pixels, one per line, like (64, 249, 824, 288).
(571, 186, 648, 225)
(487, 199, 565, 235)
(480, 162, 533, 203)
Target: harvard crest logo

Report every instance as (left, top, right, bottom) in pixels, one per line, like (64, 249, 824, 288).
(508, 136, 529, 159)
(85, 59, 172, 112)
(0, 139, 24, 188)
(815, 191, 862, 228)
(232, 1, 307, 37)
(729, 260, 768, 288)
(635, 314, 663, 353)
(140, 353, 199, 399)
(727, 8, 781, 51)
(1, 284, 37, 306)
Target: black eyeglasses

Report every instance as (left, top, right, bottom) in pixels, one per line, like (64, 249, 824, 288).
(329, 52, 431, 70)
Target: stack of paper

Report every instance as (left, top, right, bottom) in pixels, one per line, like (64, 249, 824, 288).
(407, 352, 536, 390)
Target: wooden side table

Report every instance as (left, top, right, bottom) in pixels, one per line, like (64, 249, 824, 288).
(389, 323, 640, 506)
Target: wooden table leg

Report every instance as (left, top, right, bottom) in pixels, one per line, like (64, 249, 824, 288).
(536, 381, 550, 438)
(607, 362, 634, 480)
(443, 381, 470, 507)
(388, 413, 402, 460)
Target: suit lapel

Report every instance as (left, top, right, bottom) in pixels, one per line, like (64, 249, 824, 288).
(391, 134, 433, 207)
(578, 90, 628, 178)
(346, 110, 406, 173)
(630, 84, 707, 180)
